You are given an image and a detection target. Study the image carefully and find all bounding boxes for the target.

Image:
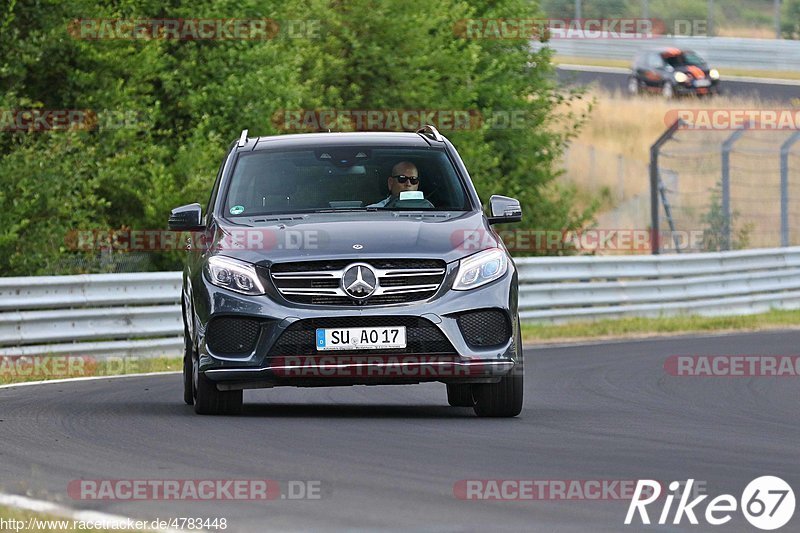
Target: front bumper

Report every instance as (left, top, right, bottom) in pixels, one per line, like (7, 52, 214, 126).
(190, 260, 520, 387)
(673, 80, 720, 96)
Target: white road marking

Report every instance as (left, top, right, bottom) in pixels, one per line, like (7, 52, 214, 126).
(0, 371, 179, 390)
(0, 491, 183, 532)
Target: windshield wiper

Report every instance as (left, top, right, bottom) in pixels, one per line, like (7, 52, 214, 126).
(311, 207, 380, 213)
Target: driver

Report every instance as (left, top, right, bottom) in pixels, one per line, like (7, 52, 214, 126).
(368, 161, 433, 208)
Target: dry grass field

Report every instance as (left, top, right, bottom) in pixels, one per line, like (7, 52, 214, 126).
(556, 89, 799, 248)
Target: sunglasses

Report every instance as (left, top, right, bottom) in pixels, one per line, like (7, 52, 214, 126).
(392, 175, 420, 184)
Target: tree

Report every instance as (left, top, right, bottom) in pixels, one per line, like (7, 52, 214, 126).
(1, 0, 594, 274)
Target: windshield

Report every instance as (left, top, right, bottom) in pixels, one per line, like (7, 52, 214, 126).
(663, 51, 705, 67)
(223, 146, 471, 217)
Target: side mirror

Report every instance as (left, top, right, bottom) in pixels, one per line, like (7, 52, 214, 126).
(168, 203, 204, 230)
(487, 195, 522, 225)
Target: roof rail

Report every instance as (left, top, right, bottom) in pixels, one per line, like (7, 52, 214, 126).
(238, 129, 249, 147)
(416, 124, 443, 142)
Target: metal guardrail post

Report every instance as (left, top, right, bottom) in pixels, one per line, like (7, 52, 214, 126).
(650, 119, 683, 255)
(721, 127, 749, 251)
(780, 131, 800, 247)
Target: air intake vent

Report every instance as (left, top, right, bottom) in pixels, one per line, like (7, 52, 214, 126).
(206, 317, 262, 355)
(456, 309, 511, 348)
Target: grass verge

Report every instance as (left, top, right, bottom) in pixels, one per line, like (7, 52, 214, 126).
(3, 311, 800, 386)
(522, 308, 800, 344)
(0, 356, 181, 386)
(554, 55, 800, 81)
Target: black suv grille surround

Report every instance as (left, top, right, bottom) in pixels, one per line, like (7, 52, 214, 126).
(456, 309, 511, 348)
(268, 316, 456, 357)
(270, 259, 446, 306)
(206, 317, 262, 355)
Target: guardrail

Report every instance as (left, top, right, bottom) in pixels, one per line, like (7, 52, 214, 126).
(0, 272, 183, 358)
(533, 35, 800, 72)
(516, 247, 800, 322)
(1, 247, 799, 358)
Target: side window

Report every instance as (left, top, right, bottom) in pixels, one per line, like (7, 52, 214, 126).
(648, 53, 664, 69)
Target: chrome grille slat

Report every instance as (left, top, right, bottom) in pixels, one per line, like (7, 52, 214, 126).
(271, 271, 339, 279)
(379, 284, 440, 294)
(270, 259, 446, 305)
(381, 269, 445, 277)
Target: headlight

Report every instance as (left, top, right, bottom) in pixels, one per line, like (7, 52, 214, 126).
(453, 248, 508, 291)
(674, 72, 688, 83)
(205, 256, 265, 295)
(709, 69, 720, 80)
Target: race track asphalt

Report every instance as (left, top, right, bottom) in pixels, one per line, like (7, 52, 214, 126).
(557, 66, 800, 103)
(1, 330, 798, 532)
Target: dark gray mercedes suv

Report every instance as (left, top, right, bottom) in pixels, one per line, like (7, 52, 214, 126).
(169, 125, 523, 417)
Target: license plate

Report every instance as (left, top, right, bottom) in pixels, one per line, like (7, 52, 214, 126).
(694, 79, 711, 87)
(316, 327, 407, 351)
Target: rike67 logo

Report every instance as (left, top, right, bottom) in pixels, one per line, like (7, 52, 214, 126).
(625, 477, 795, 530)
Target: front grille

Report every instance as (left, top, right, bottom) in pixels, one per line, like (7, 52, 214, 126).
(456, 309, 511, 348)
(268, 316, 456, 356)
(206, 317, 262, 355)
(270, 259, 447, 306)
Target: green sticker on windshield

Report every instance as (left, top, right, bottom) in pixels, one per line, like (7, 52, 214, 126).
(230, 205, 244, 215)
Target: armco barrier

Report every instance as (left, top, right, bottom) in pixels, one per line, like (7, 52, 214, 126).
(532, 34, 800, 72)
(0, 272, 183, 358)
(1, 247, 799, 357)
(516, 247, 800, 322)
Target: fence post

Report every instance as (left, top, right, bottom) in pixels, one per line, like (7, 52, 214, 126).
(780, 131, 800, 246)
(721, 127, 749, 251)
(707, 0, 714, 36)
(650, 119, 683, 254)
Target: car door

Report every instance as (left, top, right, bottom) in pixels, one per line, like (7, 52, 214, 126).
(642, 52, 666, 89)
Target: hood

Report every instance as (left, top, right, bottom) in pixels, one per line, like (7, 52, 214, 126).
(209, 210, 500, 265)
(675, 65, 708, 79)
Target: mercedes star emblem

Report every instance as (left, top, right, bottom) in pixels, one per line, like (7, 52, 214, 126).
(342, 263, 377, 299)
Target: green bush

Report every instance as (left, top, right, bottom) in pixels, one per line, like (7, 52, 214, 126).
(1, 0, 592, 275)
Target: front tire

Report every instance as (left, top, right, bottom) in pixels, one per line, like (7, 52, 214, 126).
(193, 360, 243, 415)
(183, 348, 194, 406)
(182, 302, 194, 405)
(472, 325, 523, 417)
(627, 76, 640, 96)
(446, 384, 473, 407)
